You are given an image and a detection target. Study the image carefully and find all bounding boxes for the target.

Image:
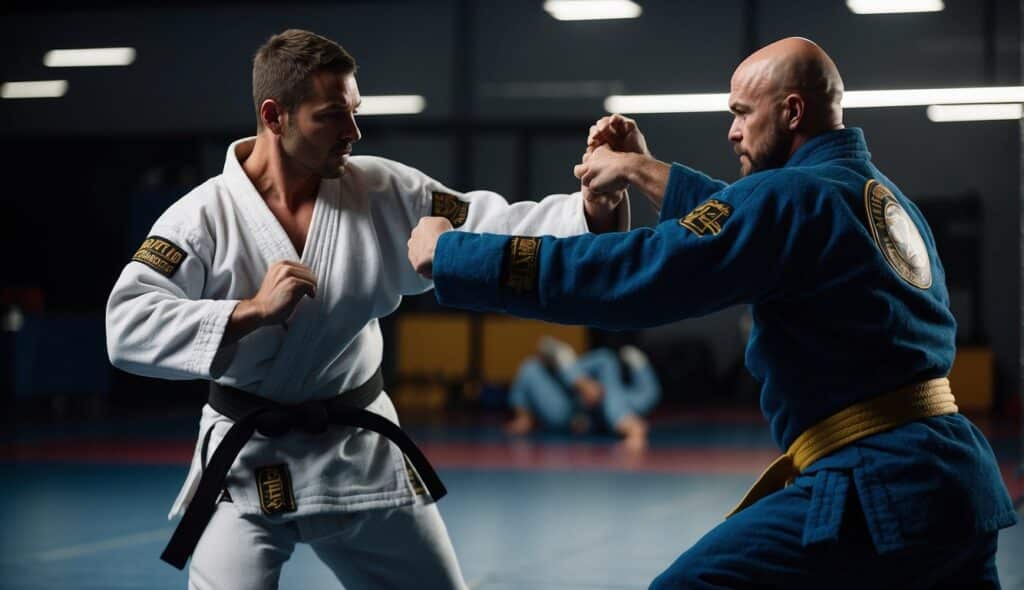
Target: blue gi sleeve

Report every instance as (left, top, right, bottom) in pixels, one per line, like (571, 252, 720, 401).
(432, 174, 827, 330)
(660, 163, 729, 222)
(569, 350, 613, 382)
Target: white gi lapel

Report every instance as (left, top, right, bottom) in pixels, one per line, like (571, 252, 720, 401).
(256, 178, 340, 401)
(222, 138, 336, 401)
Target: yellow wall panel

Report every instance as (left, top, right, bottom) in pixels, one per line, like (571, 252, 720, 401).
(396, 314, 472, 378)
(481, 316, 587, 383)
(948, 346, 994, 412)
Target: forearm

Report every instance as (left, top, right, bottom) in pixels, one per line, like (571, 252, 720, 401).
(582, 193, 627, 234)
(222, 299, 266, 347)
(622, 154, 671, 213)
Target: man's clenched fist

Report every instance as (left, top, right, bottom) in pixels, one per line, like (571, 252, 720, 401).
(408, 217, 454, 279)
(225, 260, 318, 344)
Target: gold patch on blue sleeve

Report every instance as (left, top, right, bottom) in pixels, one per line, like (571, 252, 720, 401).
(131, 235, 187, 277)
(504, 236, 541, 295)
(255, 464, 297, 515)
(432, 192, 469, 228)
(863, 180, 932, 289)
(680, 199, 733, 236)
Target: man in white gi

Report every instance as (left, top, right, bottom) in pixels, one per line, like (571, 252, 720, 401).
(105, 29, 627, 590)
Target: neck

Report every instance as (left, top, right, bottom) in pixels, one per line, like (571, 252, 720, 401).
(242, 131, 320, 210)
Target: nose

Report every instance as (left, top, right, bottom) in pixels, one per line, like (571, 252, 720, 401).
(728, 118, 741, 143)
(343, 113, 361, 144)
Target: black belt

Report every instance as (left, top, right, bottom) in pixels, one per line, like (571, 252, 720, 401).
(160, 367, 447, 569)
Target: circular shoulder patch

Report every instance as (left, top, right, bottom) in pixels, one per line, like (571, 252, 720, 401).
(863, 180, 932, 289)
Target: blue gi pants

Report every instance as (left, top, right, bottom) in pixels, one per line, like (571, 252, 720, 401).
(574, 348, 660, 428)
(508, 358, 574, 429)
(650, 472, 1000, 589)
(508, 349, 660, 430)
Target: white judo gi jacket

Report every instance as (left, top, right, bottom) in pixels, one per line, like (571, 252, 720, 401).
(106, 138, 629, 521)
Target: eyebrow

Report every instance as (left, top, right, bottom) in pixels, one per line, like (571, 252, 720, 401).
(729, 102, 748, 114)
(317, 99, 362, 112)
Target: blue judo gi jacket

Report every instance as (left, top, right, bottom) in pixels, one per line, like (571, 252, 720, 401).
(432, 128, 1017, 551)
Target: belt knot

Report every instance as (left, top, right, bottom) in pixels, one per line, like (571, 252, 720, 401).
(254, 399, 331, 436)
(725, 377, 956, 518)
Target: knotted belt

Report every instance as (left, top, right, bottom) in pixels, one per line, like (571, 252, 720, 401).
(726, 377, 957, 518)
(160, 367, 446, 569)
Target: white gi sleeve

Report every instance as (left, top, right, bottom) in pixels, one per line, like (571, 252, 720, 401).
(106, 223, 238, 380)
(361, 156, 629, 295)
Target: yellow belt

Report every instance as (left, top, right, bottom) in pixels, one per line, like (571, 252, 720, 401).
(726, 377, 957, 518)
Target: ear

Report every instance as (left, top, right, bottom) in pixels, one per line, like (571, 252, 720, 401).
(259, 99, 286, 135)
(783, 93, 804, 131)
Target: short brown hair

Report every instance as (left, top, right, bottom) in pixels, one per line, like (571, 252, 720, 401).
(252, 29, 357, 128)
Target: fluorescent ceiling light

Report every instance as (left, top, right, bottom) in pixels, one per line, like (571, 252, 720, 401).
(2, 80, 68, 99)
(605, 86, 1024, 113)
(843, 86, 1024, 108)
(847, 0, 944, 14)
(358, 95, 426, 116)
(44, 47, 136, 67)
(605, 93, 728, 113)
(926, 103, 1023, 122)
(544, 0, 642, 21)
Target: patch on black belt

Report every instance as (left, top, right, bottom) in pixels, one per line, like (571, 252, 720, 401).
(405, 457, 427, 496)
(503, 236, 541, 295)
(432, 192, 469, 228)
(255, 464, 297, 515)
(132, 235, 187, 277)
(679, 199, 732, 236)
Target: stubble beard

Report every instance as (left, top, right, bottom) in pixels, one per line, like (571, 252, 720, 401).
(320, 142, 351, 179)
(280, 122, 345, 179)
(319, 157, 344, 179)
(739, 130, 792, 177)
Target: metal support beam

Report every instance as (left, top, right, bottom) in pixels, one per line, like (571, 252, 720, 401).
(452, 0, 474, 189)
(742, 0, 759, 58)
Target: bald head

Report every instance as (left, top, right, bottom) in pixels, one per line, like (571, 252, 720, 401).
(733, 37, 844, 132)
(727, 38, 844, 176)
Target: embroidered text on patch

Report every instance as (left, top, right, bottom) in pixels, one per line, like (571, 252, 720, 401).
(255, 464, 297, 515)
(405, 457, 427, 496)
(680, 199, 733, 236)
(432, 192, 469, 228)
(863, 180, 932, 289)
(132, 236, 188, 277)
(504, 236, 541, 295)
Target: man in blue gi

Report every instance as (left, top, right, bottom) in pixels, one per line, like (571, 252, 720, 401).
(407, 37, 1018, 588)
(506, 337, 661, 450)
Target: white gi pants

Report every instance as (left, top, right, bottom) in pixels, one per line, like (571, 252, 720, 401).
(188, 500, 467, 590)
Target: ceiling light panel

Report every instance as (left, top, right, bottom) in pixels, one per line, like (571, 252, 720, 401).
(544, 0, 643, 21)
(44, 47, 136, 67)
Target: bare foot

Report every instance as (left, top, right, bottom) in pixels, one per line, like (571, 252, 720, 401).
(620, 430, 648, 453)
(615, 415, 648, 452)
(504, 410, 535, 435)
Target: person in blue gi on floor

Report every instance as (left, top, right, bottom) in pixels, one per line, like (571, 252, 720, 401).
(407, 37, 1018, 588)
(506, 336, 661, 450)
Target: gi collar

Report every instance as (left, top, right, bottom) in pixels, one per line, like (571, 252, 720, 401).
(784, 127, 871, 168)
